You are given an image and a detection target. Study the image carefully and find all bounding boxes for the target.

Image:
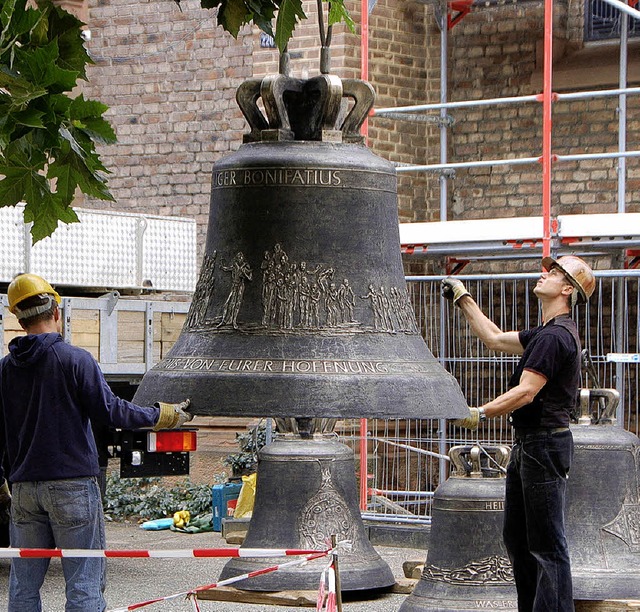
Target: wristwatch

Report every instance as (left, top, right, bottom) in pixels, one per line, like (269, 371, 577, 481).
(478, 408, 487, 422)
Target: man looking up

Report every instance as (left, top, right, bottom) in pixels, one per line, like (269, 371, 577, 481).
(0, 273, 192, 612)
(442, 256, 595, 612)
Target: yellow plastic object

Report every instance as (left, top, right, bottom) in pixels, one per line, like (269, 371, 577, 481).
(173, 510, 190, 528)
(234, 473, 257, 519)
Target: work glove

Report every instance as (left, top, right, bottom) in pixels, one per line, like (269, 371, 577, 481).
(0, 479, 11, 525)
(153, 399, 193, 430)
(441, 278, 471, 305)
(453, 407, 481, 430)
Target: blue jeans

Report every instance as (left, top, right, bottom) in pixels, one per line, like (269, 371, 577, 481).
(9, 478, 107, 612)
(503, 429, 574, 612)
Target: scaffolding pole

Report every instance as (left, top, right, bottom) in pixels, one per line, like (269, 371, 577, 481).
(373, 87, 640, 115)
(438, 0, 450, 492)
(359, 0, 370, 513)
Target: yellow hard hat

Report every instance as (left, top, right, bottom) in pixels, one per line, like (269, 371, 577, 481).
(8, 273, 61, 314)
(542, 255, 595, 304)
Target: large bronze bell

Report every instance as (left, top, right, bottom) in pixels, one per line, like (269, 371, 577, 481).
(400, 445, 517, 612)
(133, 61, 469, 593)
(219, 419, 396, 591)
(567, 388, 640, 600)
(132, 68, 468, 421)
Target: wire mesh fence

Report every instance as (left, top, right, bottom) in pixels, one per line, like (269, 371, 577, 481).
(338, 270, 640, 523)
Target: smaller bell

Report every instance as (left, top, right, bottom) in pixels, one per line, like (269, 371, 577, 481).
(400, 445, 516, 612)
(568, 388, 640, 600)
(219, 419, 396, 592)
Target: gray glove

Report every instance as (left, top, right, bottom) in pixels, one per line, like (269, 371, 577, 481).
(0, 479, 11, 525)
(441, 278, 471, 305)
(153, 399, 193, 430)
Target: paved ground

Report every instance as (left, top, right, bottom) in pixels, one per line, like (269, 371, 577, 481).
(0, 521, 425, 611)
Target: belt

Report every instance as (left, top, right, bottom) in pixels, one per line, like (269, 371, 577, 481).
(513, 426, 570, 439)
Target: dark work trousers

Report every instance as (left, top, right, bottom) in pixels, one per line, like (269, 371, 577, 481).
(503, 428, 574, 612)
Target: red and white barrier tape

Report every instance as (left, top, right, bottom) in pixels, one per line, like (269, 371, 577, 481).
(108, 549, 332, 612)
(316, 559, 337, 612)
(0, 546, 322, 559)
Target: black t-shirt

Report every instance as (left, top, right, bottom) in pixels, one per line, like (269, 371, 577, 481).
(509, 315, 581, 429)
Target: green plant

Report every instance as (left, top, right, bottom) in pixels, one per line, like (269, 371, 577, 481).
(223, 423, 267, 476)
(104, 472, 222, 522)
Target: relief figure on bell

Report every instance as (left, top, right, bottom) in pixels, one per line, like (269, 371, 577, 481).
(359, 284, 416, 333)
(338, 279, 356, 323)
(360, 284, 384, 331)
(185, 252, 217, 329)
(217, 252, 252, 329)
(258, 245, 360, 331)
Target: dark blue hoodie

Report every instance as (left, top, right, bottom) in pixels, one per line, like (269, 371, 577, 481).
(0, 333, 160, 483)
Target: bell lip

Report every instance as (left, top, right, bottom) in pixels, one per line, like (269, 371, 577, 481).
(133, 370, 470, 420)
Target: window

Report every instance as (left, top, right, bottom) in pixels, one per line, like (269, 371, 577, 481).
(585, 0, 640, 41)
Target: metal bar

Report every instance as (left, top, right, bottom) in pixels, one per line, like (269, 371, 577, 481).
(407, 270, 640, 281)
(557, 150, 640, 162)
(438, 2, 449, 483)
(374, 94, 541, 115)
(439, 5, 449, 223)
(0, 294, 6, 358)
(370, 489, 434, 497)
(61, 298, 72, 344)
(541, 0, 553, 258)
(396, 150, 640, 174)
(601, 0, 640, 19)
(556, 87, 640, 101)
(361, 0, 369, 141)
(374, 86, 640, 117)
(618, 5, 629, 215)
(361, 512, 431, 525)
(100, 306, 118, 365)
(396, 156, 540, 173)
(144, 301, 154, 372)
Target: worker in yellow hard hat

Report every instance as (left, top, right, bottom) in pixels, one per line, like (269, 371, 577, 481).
(441, 255, 595, 612)
(0, 273, 192, 611)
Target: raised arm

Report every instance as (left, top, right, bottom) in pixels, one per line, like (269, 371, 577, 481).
(441, 278, 524, 355)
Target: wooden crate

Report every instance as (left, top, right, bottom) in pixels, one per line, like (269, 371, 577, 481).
(2, 304, 186, 370)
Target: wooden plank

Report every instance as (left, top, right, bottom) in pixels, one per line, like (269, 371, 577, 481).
(161, 312, 186, 330)
(4, 310, 22, 332)
(117, 340, 145, 362)
(4, 330, 24, 345)
(71, 319, 100, 335)
(197, 586, 317, 606)
(161, 341, 175, 358)
(393, 578, 417, 594)
(576, 601, 640, 612)
(118, 311, 146, 341)
(72, 332, 100, 348)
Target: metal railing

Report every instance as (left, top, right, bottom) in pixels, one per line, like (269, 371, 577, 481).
(339, 270, 640, 523)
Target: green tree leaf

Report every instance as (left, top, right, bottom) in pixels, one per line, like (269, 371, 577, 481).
(24, 192, 79, 243)
(274, 0, 306, 52)
(218, 0, 250, 37)
(0, 0, 115, 242)
(327, 0, 354, 31)
(13, 108, 45, 128)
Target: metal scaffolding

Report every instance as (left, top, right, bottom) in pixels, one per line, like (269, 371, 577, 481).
(354, 0, 640, 516)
